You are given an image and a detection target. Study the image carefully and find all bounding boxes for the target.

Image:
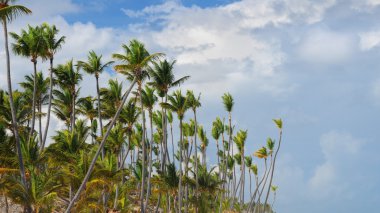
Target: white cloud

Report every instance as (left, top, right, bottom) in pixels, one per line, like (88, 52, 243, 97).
(359, 31, 380, 51)
(297, 29, 355, 64)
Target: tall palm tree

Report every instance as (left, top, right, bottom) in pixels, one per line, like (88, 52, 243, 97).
(41, 23, 65, 150)
(10, 25, 44, 142)
(139, 86, 157, 209)
(185, 90, 201, 202)
(161, 90, 189, 212)
(77, 51, 114, 142)
(148, 60, 189, 168)
(113, 40, 162, 213)
(0, 1, 31, 208)
(65, 40, 161, 212)
(264, 119, 283, 211)
(221, 93, 234, 202)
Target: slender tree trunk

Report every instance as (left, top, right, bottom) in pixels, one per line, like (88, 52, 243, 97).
(38, 102, 43, 145)
(96, 74, 105, 159)
(41, 58, 54, 151)
(178, 119, 183, 212)
(145, 110, 154, 210)
(249, 170, 252, 198)
(139, 83, 147, 213)
(240, 150, 245, 210)
(71, 89, 76, 132)
(264, 130, 282, 211)
(28, 61, 38, 142)
(2, 19, 30, 213)
(65, 78, 137, 213)
(193, 109, 199, 209)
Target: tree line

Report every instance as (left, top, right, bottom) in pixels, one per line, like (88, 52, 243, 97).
(0, 1, 283, 212)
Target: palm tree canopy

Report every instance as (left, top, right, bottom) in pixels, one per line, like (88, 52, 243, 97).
(0, 1, 31, 23)
(112, 39, 163, 82)
(222, 93, 234, 112)
(160, 90, 189, 120)
(148, 59, 189, 97)
(77, 50, 114, 76)
(41, 23, 65, 59)
(186, 90, 201, 111)
(10, 25, 45, 61)
(234, 130, 247, 152)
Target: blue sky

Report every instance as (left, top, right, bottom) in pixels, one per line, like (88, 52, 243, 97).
(2, 0, 380, 212)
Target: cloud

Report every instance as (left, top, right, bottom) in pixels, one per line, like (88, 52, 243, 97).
(297, 28, 356, 64)
(359, 30, 380, 50)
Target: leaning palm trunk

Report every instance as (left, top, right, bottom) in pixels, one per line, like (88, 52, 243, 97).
(264, 129, 283, 211)
(28, 61, 38, 142)
(41, 58, 54, 151)
(2, 19, 30, 212)
(65, 78, 137, 213)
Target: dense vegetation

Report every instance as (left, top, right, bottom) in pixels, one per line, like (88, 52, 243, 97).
(0, 1, 283, 212)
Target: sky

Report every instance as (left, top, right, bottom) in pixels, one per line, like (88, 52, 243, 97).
(1, 0, 380, 212)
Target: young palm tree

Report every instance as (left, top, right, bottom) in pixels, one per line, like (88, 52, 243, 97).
(233, 129, 247, 209)
(65, 40, 161, 212)
(77, 51, 114, 141)
(0, 1, 31, 209)
(161, 90, 189, 212)
(221, 93, 234, 202)
(41, 23, 65, 150)
(10, 25, 45, 142)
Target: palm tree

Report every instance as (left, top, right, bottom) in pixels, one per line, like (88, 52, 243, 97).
(113, 40, 162, 213)
(65, 40, 161, 212)
(77, 96, 97, 144)
(19, 72, 49, 146)
(185, 90, 201, 203)
(139, 86, 157, 209)
(41, 23, 65, 150)
(77, 51, 114, 143)
(54, 60, 82, 131)
(264, 119, 283, 211)
(233, 130, 247, 209)
(161, 90, 189, 212)
(148, 59, 189, 168)
(10, 25, 45, 143)
(221, 93, 234, 202)
(0, 1, 31, 209)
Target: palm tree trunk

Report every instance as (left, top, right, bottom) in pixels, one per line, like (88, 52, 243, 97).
(193, 109, 199, 208)
(28, 61, 38, 143)
(145, 110, 154, 210)
(139, 83, 147, 213)
(38, 102, 43, 146)
(41, 58, 54, 151)
(178, 118, 183, 213)
(264, 130, 282, 211)
(96, 75, 105, 159)
(2, 19, 30, 213)
(71, 89, 76, 132)
(65, 78, 137, 213)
